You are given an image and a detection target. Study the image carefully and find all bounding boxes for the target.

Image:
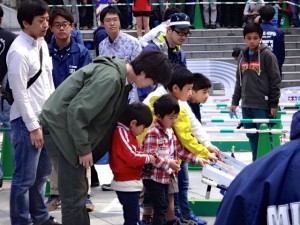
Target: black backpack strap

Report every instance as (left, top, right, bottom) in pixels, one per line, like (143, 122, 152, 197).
(27, 47, 43, 88)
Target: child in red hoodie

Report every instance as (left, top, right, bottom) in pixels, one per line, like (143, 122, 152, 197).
(109, 103, 156, 225)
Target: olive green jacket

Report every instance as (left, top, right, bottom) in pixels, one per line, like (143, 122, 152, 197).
(40, 57, 130, 167)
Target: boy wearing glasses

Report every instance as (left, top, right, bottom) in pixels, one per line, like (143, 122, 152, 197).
(46, 7, 93, 212)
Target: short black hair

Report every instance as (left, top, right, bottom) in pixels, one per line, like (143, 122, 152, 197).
(243, 22, 263, 38)
(0, 5, 3, 18)
(167, 64, 194, 91)
(119, 103, 153, 127)
(232, 47, 242, 58)
(192, 73, 211, 91)
(49, 7, 74, 25)
(17, 0, 49, 29)
(131, 50, 172, 86)
(100, 6, 121, 23)
(154, 95, 180, 118)
(163, 7, 181, 21)
(259, 5, 275, 22)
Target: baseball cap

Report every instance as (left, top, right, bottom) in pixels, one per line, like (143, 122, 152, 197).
(167, 13, 192, 28)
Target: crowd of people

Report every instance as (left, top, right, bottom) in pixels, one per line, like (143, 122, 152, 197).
(0, 0, 296, 224)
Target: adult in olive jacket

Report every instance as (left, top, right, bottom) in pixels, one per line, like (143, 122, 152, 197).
(39, 51, 172, 225)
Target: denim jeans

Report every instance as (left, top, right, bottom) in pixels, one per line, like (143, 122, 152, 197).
(175, 161, 192, 217)
(10, 117, 52, 225)
(143, 179, 168, 225)
(43, 132, 90, 225)
(116, 191, 141, 225)
(242, 108, 270, 161)
(0, 100, 11, 182)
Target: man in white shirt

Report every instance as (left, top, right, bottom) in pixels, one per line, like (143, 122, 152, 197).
(6, 1, 59, 224)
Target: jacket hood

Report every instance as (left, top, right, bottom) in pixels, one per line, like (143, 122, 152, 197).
(93, 26, 106, 35)
(290, 110, 300, 140)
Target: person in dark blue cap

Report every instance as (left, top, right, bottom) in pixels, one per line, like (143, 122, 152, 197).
(215, 110, 300, 225)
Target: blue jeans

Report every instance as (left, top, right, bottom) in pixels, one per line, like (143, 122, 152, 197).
(242, 108, 270, 161)
(143, 179, 168, 225)
(0, 99, 12, 182)
(10, 117, 52, 225)
(116, 191, 141, 225)
(175, 161, 192, 217)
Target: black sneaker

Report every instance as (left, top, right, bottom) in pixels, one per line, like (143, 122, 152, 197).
(34, 216, 61, 225)
(101, 183, 114, 191)
(0, 179, 3, 190)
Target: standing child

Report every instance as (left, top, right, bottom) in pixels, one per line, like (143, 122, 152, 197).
(142, 94, 209, 225)
(188, 73, 211, 123)
(229, 22, 281, 161)
(110, 103, 156, 225)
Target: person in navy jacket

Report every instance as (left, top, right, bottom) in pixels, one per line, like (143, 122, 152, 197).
(259, 5, 285, 78)
(48, 7, 92, 88)
(215, 110, 300, 225)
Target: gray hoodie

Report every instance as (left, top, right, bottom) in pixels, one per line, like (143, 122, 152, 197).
(231, 44, 281, 110)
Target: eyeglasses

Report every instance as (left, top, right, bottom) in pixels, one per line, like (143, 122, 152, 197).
(52, 22, 71, 29)
(173, 29, 192, 37)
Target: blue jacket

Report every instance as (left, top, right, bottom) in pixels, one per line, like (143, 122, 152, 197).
(260, 22, 285, 68)
(215, 110, 300, 225)
(93, 26, 108, 56)
(48, 38, 92, 88)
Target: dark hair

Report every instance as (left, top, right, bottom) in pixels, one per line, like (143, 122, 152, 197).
(192, 73, 211, 91)
(243, 22, 263, 38)
(167, 64, 194, 91)
(49, 7, 74, 25)
(0, 5, 3, 18)
(259, 5, 275, 22)
(163, 7, 181, 21)
(232, 47, 242, 58)
(131, 50, 172, 86)
(100, 6, 121, 23)
(119, 103, 153, 127)
(17, 0, 49, 29)
(154, 95, 180, 118)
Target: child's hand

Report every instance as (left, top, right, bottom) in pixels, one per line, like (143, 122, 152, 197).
(229, 105, 237, 114)
(149, 155, 156, 164)
(169, 160, 180, 172)
(208, 153, 218, 162)
(208, 145, 221, 157)
(199, 158, 210, 167)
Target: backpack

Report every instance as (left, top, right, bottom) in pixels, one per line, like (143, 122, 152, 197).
(1, 47, 43, 105)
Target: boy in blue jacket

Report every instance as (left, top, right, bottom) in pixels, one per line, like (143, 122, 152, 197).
(259, 5, 285, 78)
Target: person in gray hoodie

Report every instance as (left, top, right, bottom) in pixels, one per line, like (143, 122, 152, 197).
(229, 22, 281, 161)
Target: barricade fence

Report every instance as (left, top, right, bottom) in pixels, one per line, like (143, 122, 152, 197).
(46, 1, 296, 7)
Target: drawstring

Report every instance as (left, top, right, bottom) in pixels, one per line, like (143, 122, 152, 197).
(258, 48, 261, 76)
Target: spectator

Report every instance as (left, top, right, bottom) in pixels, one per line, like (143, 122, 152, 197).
(139, 6, 180, 48)
(77, 0, 94, 29)
(133, 0, 152, 39)
(203, 0, 217, 29)
(0, 5, 17, 191)
(6, 1, 60, 224)
(93, 25, 108, 56)
(275, 0, 292, 27)
(229, 23, 281, 161)
(291, 0, 300, 27)
(243, 0, 265, 25)
(259, 5, 285, 78)
(39, 50, 172, 225)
